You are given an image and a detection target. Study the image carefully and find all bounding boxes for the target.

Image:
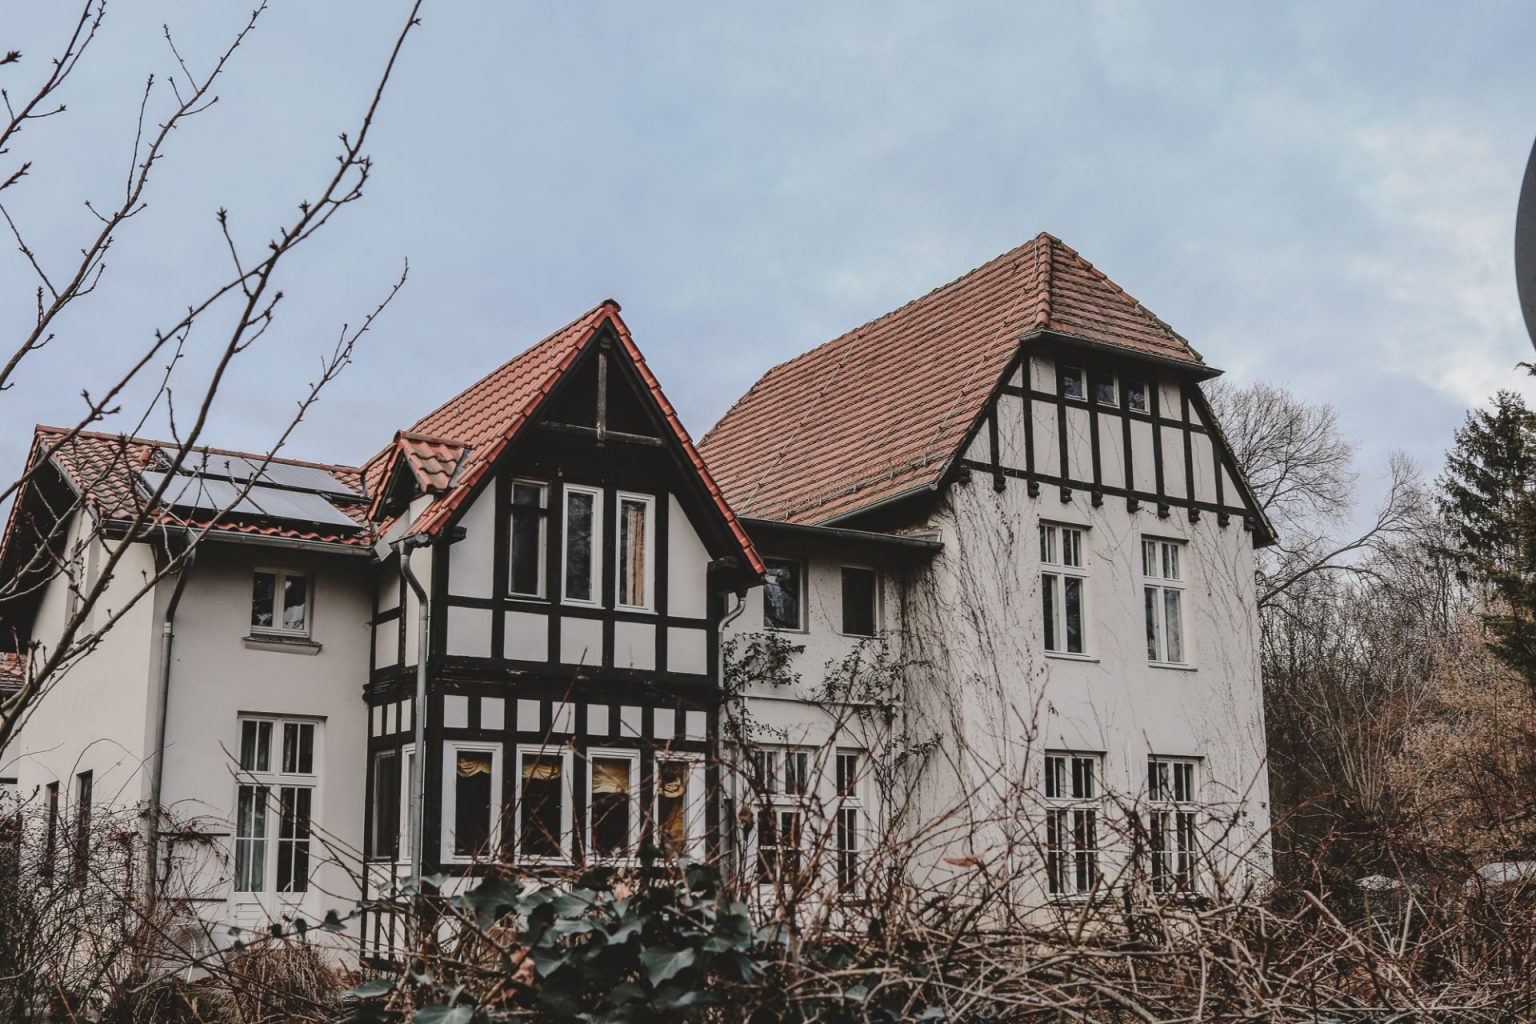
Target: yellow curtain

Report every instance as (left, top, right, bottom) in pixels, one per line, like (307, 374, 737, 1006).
(522, 759, 562, 782)
(657, 764, 687, 799)
(622, 502, 646, 601)
(590, 758, 631, 795)
(457, 752, 492, 778)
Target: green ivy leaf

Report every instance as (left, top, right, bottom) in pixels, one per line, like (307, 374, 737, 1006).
(639, 946, 696, 987)
(322, 909, 346, 933)
(346, 979, 396, 999)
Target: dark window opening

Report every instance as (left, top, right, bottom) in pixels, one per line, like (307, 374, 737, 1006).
(1060, 366, 1086, 400)
(564, 490, 597, 603)
(589, 756, 634, 857)
(1125, 380, 1148, 413)
(763, 559, 803, 630)
(453, 750, 493, 858)
(520, 754, 564, 860)
(841, 567, 878, 637)
(510, 482, 546, 597)
(371, 750, 400, 860)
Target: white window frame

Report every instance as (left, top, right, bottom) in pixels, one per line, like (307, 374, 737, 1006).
(584, 746, 641, 862)
(368, 748, 401, 861)
(233, 715, 321, 896)
(1043, 751, 1101, 898)
(1124, 378, 1149, 413)
(614, 491, 656, 612)
(397, 743, 416, 865)
(838, 565, 881, 638)
(752, 746, 809, 886)
(562, 485, 604, 607)
(250, 567, 312, 638)
(1142, 538, 1188, 665)
(762, 558, 807, 632)
(441, 740, 502, 865)
(1039, 523, 1089, 657)
(1059, 364, 1086, 400)
(1147, 756, 1200, 895)
(835, 750, 865, 896)
(508, 478, 549, 599)
(514, 743, 574, 865)
(1092, 371, 1118, 407)
(653, 753, 706, 859)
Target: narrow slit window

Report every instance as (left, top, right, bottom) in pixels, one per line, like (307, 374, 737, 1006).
(370, 750, 401, 860)
(563, 488, 601, 605)
(841, 567, 879, 637)
(73, 770, 92, 882)
(616, 493, 653, 610)
(509, 481, 548, 598)
(655, 759, 696, 858)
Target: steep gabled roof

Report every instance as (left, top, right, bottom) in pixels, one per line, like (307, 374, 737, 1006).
(371, 301, 764, 574)
(699, 233, 1209, 524)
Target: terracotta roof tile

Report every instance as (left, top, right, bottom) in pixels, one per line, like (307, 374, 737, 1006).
(699, 233, 1207, 524)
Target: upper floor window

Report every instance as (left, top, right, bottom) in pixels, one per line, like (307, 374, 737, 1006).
(509, 480, 548, 598)
(1059, 365, 1085, 400)
(1040, 524, 1087, 656)
(763, 559, 804, 631)
(1142, 539, 1186, 664)
(251, 569, 308, 636)
(1148, 757, 1200, 894)
(1093, 374, 1117, 407)
(840, 567, 879, 637)
(1125, 379, 1148, 413)
(563, 486, 602, 605)
(234, 716, 318, 893)
(1044, 752, 1100, 897)
(615, 492, 655, 611)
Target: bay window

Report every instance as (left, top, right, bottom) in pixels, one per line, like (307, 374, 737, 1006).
(443, 741, 500, 862)
(586, 749, 640, 859)
(516, 746, 572, 863)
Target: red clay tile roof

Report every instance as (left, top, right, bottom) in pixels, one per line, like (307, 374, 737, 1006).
(699, 233, 1207, 524)
(28, 427, 373, 548)
(396, 432, 470, 494)
(373, 301, 765, 575)
(0, 651, 23, 690)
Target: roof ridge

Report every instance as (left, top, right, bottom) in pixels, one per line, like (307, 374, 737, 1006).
(33, 425, 361, 473)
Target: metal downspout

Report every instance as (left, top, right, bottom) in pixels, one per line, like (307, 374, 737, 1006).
(395, 535, 432, 887)
(717, 589, 748, 881)
(146, 540, 196, 903)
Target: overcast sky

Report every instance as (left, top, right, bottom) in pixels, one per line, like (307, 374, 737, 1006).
(4, 2, 1534, 518)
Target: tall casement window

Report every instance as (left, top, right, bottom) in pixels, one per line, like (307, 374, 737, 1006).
(234, 717, 318, 894)
(762, 559, 805, 631)
(1124, 379, 1149, 413)
(1040, 524, 1087, 655)
(654, 756, 704, 858)
(840, 567, 879, 637)
(753, 748, 808, 885)
(444, 741, 501, 862)
(835, 750, 864, 895)
(1059, 365, 1086, 400)
(73, 770, 92, 882)
(251, 569, 309, 636)
(563, 486, 602, 605)
(369, 749, 401, 860)
(1148, 757, 1200, 894)
(586, 749, 640, 859)
(1044, 752, 1101, 897)
(1142, 538, 1187, 664)
(509, 480, 548, 598)
(615, 492, 655, 611)
(516, 746, 573, 863)
(42, 781, 59, 883)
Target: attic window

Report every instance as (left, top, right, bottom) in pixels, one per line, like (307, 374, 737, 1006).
(1125, 380, 1148, 413)
(1094, 375, 1117, 406)
(1059, 366, 1086, 400)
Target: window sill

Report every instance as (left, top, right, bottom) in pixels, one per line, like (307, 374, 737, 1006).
(1148, 662, 1197, 673)
(1044, 652, 1098, 664)
(243, 635, 321, 656)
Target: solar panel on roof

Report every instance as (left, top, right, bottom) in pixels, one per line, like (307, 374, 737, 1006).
(137, 471, 361, 531)
(254, 462, 359, 497)
(245, 485, 360, 529)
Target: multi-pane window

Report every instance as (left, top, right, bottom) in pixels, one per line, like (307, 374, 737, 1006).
(1148, 758, 1200, 894)
(1059, 365, 1086, 400)
(369, 749, 401, 860)
(762, 559, 804, 631)
(616, 493, 654, 611)
(1044, 752, 1101, 897)
(587, 750, 640, 859)
(1094, 373, 1117, 406)
(251, 569, 308, 635)
(1125, 379, 1148, 413)
(840, 567, 879, 637)
(509, 480, 548, 598)
(1143, 539, 1186, 664)
(234, 717, 317, 894)
(752, 748, 808, 885)
(1040, 524, 1087, 655)
(835, 751, 863, 895)
(563, 486, 602, 605)
(73, 770, 92, 883)
(655, 758, 703, 858)
(516, 746, 572, 863)
(445, 743, 500, 861)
